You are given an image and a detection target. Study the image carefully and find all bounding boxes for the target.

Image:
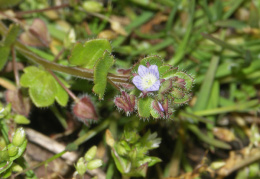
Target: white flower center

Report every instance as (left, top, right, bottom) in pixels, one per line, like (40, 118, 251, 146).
(141, 73, 158, 90)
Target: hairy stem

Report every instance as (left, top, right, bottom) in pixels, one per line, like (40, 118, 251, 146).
(0, 21, 130, 84)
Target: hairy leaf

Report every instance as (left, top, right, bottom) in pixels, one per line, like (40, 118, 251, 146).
(138, 97, 152, 118)
(93, 51, 115, 100)
(69, 39, 112, 68)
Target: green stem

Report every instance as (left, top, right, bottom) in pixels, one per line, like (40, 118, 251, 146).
(74, 118, 110, 146)
(50, 106, 68, 129)
(0, 21, 130, 84)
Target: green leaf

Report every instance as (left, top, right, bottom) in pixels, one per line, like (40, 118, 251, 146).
(158, 65, 171, 77)
(132, 55, 163, 73)
(69, 39, 112, 68)
(55, 78, 69, 106)
(20, 66, 69, 107)
(138, 97, 152, 118)
(29, 74, 57, 107)
(0, 161, 13, 175)
(0, 24, 20, 70)
(193, 57, 219, 111)
(0, 47, 10, 71)
(93, 51, 115, 99)
(161, 68, 178, 79)
(14, 115, 30, 124)
(150, 105, 160, 119)
(4, 24, 20, 47)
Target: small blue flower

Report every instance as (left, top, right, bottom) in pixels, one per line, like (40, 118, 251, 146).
(132, 65, 160, 92)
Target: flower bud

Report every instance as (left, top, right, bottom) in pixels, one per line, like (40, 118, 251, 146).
(159, 79, 172, 94)
(83, 1, 103, 13)
(173, 77, 186, 89)
(84, 146, 97, 162)
(86, 159, 103, 170)
(8, 143, 18, 157)
(72, 96, 98, 124)
(114, 91, 135, 114)
(12, 127, 26, 147)
(75, 157, 87, 176)
(171, 88, 185, 99)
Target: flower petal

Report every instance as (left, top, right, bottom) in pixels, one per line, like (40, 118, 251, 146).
(132, 76, 144, 91)
(138, 65, 149, 77)
(146, 80, 160, 91)
(149, 65, 159, 79)
(158, 102, 164, 112)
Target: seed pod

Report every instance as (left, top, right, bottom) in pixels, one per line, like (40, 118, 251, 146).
(12, 127, 26, 147)
(84, 146, 97, 162)
(72, 96, 98, 124)
(86, 159, 103, 170)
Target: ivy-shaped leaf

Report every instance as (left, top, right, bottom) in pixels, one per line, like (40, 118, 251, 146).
(69, 39, 112, 69)
(20, 66, 69, 107)
(93, 50, 115, 100)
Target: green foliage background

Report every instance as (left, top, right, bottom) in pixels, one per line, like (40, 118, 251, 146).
(1, 0, 260, 178)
